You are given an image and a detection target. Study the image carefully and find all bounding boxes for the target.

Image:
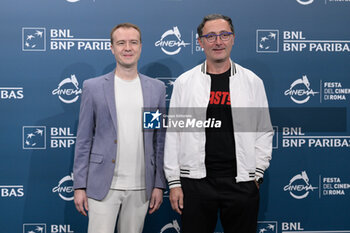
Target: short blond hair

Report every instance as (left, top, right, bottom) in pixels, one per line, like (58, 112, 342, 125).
(110, 23, 142, 44)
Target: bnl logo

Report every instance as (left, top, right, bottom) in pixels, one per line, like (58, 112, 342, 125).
(23, 126, 46, 149)
(23, 223, 46, 233)
(22, 27, 46, 51)
(143, 110, 162, 129)
(256, 30, 279, 53)
(257, 221, 277, 233)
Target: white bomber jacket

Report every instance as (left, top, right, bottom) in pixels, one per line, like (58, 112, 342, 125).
(164, 61, 274, 188)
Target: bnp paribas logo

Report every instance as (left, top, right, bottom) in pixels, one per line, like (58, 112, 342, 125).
(257, 221, 277, 233)
(22, 126, 46, 150)
(23, 224, 46, 233)
(256, 30, 279, 53)
(22, 27, 46, 51)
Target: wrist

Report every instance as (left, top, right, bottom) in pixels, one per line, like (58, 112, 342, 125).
(255, 177, 264, 185)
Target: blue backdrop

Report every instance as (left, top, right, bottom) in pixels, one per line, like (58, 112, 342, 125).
(1, 0, 350, 232)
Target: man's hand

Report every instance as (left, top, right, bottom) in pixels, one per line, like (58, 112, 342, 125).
(74, 189, 88, 216)
(169, 187, 184, 215)
(149, 188, 163, 214)
(254, 180, 260, 189)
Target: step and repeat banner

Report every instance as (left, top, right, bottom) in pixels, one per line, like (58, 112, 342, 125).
(1, 0, 350, 232)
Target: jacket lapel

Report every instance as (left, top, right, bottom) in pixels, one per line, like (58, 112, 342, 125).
(139, 74, 151, 108)
(103, 71, 118, 134)
(139, 74, 152, 151)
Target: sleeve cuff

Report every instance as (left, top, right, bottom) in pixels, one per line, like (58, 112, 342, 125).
(255, 167, 265, 178)
(168, 179, 181, 189)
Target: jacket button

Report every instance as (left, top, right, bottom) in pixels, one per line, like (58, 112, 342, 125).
(114, 139, 117, 144)
(112, 159, 115, 163)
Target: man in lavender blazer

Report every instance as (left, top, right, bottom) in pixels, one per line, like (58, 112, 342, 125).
(73, 23, 166, 233)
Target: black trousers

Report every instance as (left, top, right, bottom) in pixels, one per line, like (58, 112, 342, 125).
(181, 177, 259, 233)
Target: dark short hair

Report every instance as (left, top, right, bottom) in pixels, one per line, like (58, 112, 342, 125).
(110, 23, 142, 44)
(197, 14, 234, 37)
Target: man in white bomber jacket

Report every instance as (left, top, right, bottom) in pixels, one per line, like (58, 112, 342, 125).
(164, 14, 274, 233)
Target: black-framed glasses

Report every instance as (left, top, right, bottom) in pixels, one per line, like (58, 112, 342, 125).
(200, 32, 233, 43)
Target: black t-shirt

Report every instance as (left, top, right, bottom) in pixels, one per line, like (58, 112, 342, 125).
(205, 68, 237, 178)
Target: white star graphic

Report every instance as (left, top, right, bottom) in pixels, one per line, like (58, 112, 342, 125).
(150, 110, 161, 122)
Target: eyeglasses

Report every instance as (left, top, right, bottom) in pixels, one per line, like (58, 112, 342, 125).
(200, 32, 233, 43)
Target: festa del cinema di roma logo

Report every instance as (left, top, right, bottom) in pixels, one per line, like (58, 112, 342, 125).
(284, 171, 318, 199)
(52, 173, 74, 201)
(284, 75, 319, 104)
(155, 26, 190, 55)
(52, 74, 82, 104)
(296, 0, 314, 5)
(160, 220, 180, 233)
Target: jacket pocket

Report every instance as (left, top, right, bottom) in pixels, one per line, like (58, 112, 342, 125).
(90, 153, 103, 163)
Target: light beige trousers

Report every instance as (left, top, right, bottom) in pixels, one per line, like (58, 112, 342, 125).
(88, 189, 149, 233)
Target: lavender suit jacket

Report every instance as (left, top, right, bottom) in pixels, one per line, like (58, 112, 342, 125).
(73, 71, 166, 201)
